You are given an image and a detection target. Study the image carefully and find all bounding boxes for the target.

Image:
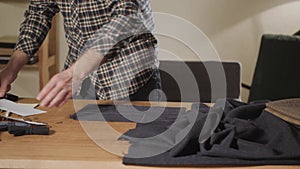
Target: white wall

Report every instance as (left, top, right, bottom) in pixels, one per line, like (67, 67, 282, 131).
(150, 0, 300, 101)
(1, 0, 300, 101)
(0, 1, 39, 98)
(0, 1, 28, 37)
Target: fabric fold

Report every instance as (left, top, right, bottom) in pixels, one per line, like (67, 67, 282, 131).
(123, 99, 300, 166)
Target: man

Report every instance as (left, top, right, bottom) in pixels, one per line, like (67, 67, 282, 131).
(0, 0, 161, 107)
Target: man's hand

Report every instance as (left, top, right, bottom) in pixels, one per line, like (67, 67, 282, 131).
(37, 68, 78, 107)
(0, 69, 16, 97)
(37, 49, 105, 108)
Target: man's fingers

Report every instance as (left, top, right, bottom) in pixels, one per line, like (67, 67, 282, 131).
(0, 82, 9, 97)
(37, 79, 56, 101)
(6, 85, 11, 92)
(48, 89, 71, 107)
(37, 70, 74, 108)
(39, 82, 69, 107)
(0, 90, 6, 97)
(58, 94, 72, 107)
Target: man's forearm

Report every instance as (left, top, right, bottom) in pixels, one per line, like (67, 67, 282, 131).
(6, 50, 29, 75)
(0, 50, 28, 96)
(69, 49, 106, 81)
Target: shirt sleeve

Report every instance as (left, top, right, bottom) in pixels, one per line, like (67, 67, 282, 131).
(14, 0, 59, 58)
(88, 0, 152, 57)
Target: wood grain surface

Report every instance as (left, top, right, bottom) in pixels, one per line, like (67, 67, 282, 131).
(0, 99, 298, 169)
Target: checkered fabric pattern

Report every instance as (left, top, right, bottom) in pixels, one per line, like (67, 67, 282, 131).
(15, 0, 158, 100)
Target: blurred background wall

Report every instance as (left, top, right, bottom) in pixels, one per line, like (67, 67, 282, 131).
(1, 0, 299, 101)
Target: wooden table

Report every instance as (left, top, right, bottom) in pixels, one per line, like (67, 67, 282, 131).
(0, 99, 299, 169)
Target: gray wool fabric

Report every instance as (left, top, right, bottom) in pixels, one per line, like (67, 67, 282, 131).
(123, 99, 300, 166)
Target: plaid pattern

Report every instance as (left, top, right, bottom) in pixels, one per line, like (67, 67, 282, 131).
(15, 0, 158, 100)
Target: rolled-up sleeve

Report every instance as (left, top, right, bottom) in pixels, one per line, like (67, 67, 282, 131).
(14, 0, 59, 58)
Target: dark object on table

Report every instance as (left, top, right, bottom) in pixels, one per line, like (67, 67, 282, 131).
(0, 93, 19, 102)
(71, 104, 186, 123)
(0, 121, 50, 136)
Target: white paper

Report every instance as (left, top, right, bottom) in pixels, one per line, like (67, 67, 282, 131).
(0, 114, 47, 126)
(19, 103, 39, 108)
(0, 99, 46, 117)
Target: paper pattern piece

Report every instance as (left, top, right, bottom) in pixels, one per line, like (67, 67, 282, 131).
(0, 114, 47, 126)
(0, 99, 46, 117)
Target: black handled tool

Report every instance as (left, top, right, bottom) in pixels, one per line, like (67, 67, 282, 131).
(0, 121, 50, 136)
(0, 93, 19, 102)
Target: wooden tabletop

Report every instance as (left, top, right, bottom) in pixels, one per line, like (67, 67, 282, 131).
(0, 99, 299, 169)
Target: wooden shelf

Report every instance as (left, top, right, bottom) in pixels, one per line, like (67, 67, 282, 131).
(37, 14, 59, 90)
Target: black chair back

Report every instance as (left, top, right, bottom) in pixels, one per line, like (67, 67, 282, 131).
(248, 34, 300, 102)
(159, 61, 241, 102)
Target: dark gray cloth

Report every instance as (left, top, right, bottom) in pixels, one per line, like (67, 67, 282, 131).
(72, 104, 185, 124)
(123, 99, 300, 166)
(71, 103, 187, 139)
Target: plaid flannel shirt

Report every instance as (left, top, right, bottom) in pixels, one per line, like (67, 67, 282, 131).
(15, 0, 158, 100)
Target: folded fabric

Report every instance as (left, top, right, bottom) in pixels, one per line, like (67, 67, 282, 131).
(266, 98, 300, 126)
(123, 99, 300, 166)
(72, 104, 186, 124)
(72, 104, 188, 139)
